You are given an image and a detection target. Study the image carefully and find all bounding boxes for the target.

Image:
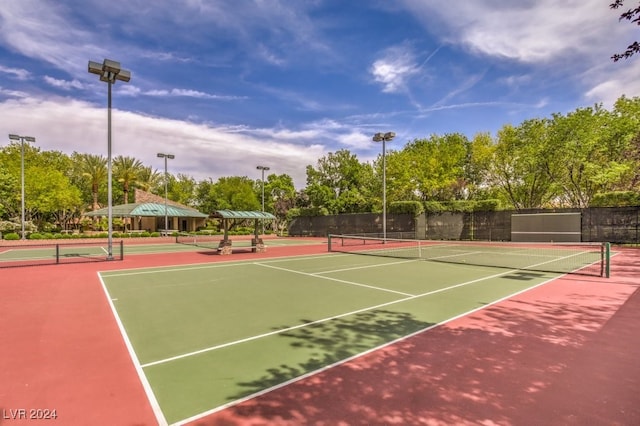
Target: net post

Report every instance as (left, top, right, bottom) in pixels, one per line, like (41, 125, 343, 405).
(119, 240, 124, 260)
(56, 244, 60, 264)
(605, 242, 610, 278)
(327, 234, 332, 252)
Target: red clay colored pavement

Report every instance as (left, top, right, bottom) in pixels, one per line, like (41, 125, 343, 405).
(0, 237, 328, 426)
(1, 240, 638, 425)
(190, 248, 640, 426)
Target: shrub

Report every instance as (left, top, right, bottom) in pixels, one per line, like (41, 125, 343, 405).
(28, 233, 44, 240)
(423, 201, 445, 213)
(591, 191, 640, 207)
(0, 221, 19, 233)
(298, 206, 329, 216)
(3, 232, 20, 240)
(389, 201, 424, 215)
(474, 199, 501, 211)
(150, 232, 160, 237)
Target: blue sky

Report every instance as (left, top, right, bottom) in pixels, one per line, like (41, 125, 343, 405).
(1, 0, 639, 188)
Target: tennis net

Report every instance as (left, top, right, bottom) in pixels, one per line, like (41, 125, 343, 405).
(328, 234, 610, 277)
(0, 240, 124, 268)
(175, 233, 220, 249)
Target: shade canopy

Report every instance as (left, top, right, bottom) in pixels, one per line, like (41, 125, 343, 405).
(211, 210, 276, 220)
(85, 202, 207, 218)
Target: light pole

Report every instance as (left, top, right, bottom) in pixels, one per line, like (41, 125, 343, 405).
(256, 165, 270, 234)
(88, 59, 131, 260)
(373, 132, 395, 240)
(157, 153, 175, 234)
(8, 134, 36, 240)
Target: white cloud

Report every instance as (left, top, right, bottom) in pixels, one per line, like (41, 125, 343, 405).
(43, 76, 85, 90)
(0, 86, 30, 98)
(401, 0, 624, 64)
(0, 1, 107, 76)
(584, 60, 640, 107)
(143, 88, 247, 100)
(0, 65, 31, 80)
(0, 97, 325, 187)
(399, 0, 640, 112)
(371, 44, 421, 93)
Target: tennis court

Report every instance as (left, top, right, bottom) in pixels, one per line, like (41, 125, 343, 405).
(0, 236, 321, 267)
(99, 237, 608, 424)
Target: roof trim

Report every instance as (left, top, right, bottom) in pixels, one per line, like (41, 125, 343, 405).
(211, 210, 276, 220)
(84, 202, 208, 218)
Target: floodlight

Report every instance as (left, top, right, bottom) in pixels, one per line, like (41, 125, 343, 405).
(157, 153, 175, 233)
(116, 69, 131, 82)
(372, 131, 396, 240)
(102, 59, 121, 74)
(88, 57, 131, 259)
(9, 134, 36, 240)
(257, 165, 271, 234)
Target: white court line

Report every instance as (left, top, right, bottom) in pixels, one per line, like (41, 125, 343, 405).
(254, 261, 416, 297)
(312, 258, 417, 274)
(140, 267, 518, 369)
(138, 250, 584, 370)
(99, 252, 338, 277)
(98, 273, 168, 426)
(172, 271, 563, 426)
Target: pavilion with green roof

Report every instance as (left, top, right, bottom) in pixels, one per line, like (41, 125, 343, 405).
(84, 202, 208, 233)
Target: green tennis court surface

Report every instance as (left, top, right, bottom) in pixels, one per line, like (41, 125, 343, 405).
(99, 250, 580, 424)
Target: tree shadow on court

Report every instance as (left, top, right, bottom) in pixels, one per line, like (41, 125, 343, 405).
(227, 309, 434, 402)
(193, 251, 640, 426)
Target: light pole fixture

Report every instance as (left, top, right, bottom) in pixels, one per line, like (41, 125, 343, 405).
(373, 131, 395, 240)
(9, 134, 36, 240)
(256, 165, 270, 234)
(88, 58, 131, 260)
(157, 153, 175, 234)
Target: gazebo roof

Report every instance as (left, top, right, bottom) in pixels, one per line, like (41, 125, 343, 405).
(211, 210, 276, 220)
(85, 203, 208, 218)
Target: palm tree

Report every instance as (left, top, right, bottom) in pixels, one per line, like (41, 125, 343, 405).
(113, 156, 144, 204)
(80, 154, 107, 211)
(137, 165, 163, 193)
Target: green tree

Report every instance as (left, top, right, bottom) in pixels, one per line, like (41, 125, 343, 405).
(607, 96, 640, 190)
(467, 132, 498, 200)
(545, 106, 624, 207)
(26, 165, 83, 230)
(305, 149, 373, 214)
(0, 168, 18, 219)
(259, 173, 296, 234)
(77, 153, 107, 211)
(489, 120, 555, 209)
(137, 165, 162, 193)
(385, 133, 471, 202)
(198, 176, 260, 212)
(169, 174, 197, 206)
(113, 155, 144, 204)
